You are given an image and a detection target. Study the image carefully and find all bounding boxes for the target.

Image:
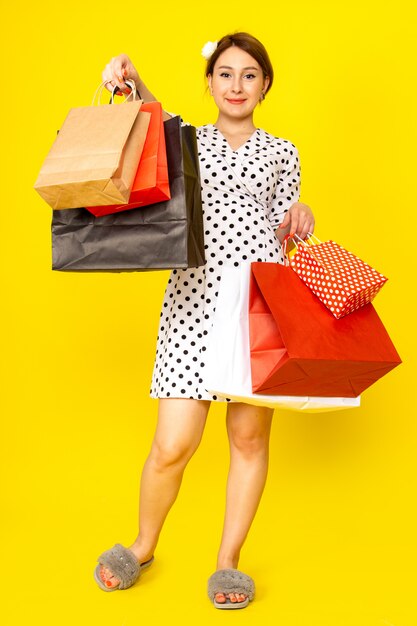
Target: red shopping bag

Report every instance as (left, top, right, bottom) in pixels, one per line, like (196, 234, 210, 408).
(287, 234, 387, 318)
(249, 262, 401, 397)
(86, 101, 170, 216)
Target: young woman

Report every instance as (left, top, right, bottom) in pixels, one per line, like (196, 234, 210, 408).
(94, 32, 315, 610)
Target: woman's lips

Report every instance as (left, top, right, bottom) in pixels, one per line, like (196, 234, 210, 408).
(226, 99, 246, 104)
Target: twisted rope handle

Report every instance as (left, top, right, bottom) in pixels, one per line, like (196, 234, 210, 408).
(111, 79, 141, 102)
(91, 79, 138, 105)
(282, 232, 323, 267)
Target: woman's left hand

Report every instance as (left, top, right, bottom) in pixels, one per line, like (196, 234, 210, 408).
(277, 202, 315, 241)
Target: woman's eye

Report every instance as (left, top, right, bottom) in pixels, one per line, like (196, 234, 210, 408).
(218, 72, 257, 79)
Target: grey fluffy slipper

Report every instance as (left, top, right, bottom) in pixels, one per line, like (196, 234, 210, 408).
(94, 543, 154, 592)
(207, 568, 255, 609)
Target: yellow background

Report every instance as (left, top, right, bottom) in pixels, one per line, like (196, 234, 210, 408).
(1, 1, 416, 624)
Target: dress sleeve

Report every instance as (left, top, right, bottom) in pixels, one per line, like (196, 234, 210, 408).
(267, 144, 301, 229)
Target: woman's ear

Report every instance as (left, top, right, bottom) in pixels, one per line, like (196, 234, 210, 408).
(207, 74, 213, 95)
(263, 75, 270, 94)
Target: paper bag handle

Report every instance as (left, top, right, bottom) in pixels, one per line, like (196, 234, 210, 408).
(112, 79, 143, 102)
(294, 232, 321, 245)
(91, 79, 138, 105)
(282, 232, 320, 266)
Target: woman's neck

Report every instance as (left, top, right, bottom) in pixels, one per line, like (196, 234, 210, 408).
(213, 114, 256, 136)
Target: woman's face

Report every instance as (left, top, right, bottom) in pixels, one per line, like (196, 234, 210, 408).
(208, 46, 270, 121)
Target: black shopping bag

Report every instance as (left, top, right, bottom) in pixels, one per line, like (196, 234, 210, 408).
(51, 116, 205, 271)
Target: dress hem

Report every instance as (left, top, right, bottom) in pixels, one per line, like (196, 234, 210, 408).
(150, 394, 233, 402)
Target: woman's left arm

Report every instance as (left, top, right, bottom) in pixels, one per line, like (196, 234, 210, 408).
(267, 143, 314, 242)
(275, 201, 315, 243)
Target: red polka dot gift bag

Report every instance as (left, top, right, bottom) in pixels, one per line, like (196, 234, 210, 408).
(285, 234, 387, 319)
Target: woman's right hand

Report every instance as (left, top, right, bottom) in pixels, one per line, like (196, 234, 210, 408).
(102, 54, 140, 95)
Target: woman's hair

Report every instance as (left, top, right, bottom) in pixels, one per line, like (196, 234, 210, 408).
(205, 32, 274, 95)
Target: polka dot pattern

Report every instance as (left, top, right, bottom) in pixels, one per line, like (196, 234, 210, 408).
(290, 240, 387, 318)
(150, 124, 301, 401)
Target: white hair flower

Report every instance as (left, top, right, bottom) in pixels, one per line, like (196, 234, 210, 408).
(201, 41, 218, 60)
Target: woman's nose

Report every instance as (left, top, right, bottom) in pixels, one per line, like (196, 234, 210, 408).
(231, 78, 243, 93)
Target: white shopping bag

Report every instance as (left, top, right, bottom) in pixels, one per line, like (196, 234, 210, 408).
(204, 263, 360, 412)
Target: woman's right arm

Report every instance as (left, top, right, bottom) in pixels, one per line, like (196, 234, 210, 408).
(102, 54, 173, 121)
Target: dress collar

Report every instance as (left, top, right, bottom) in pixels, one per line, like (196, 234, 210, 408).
(198, 124, 276, 159)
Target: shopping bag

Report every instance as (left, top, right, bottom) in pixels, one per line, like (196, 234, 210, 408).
(204, 263, 361, 412)
(34, 87, 151, 209)
(288, 234, 387, 318)
(249, 262, 401, 397)
(86, 101, 170, 216)
(51, 115, 205, 271)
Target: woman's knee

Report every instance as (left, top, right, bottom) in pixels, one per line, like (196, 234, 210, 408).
(229, 428, 270, 458)
(150, 433, 200, 471)
(227, 405, 273, 458)
(150, 398, 209, 471)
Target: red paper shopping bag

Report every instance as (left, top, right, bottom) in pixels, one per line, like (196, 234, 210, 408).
(288, 235, 387, 318)
(86, 101, 170, 216)
(249, 262, 401, 397)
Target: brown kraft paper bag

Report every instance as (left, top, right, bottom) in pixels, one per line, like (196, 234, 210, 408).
(34, 100, 150, 209)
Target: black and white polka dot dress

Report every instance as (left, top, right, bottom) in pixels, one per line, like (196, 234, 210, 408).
(150, 123, 300, 401)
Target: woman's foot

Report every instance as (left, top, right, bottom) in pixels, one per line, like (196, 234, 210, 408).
(98, 544, 154, 589)
(214, 591, 248, 605)
(99, 564, 120, 589)
(213, 556, 248, 605)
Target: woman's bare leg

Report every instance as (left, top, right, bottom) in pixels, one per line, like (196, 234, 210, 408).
(214, 402, 274, 605)
(100, 398, 210, 588)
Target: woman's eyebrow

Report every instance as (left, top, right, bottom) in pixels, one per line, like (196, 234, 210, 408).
(217, 65, 259, 71)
